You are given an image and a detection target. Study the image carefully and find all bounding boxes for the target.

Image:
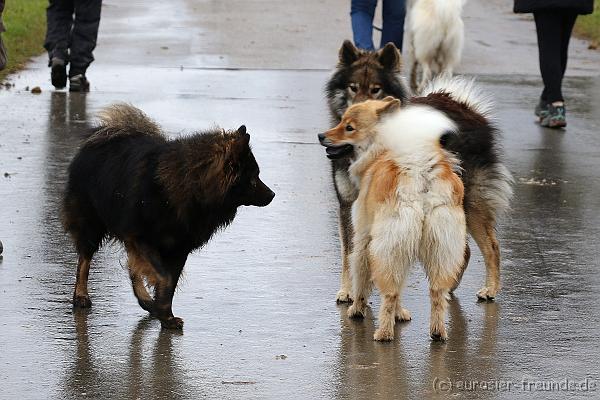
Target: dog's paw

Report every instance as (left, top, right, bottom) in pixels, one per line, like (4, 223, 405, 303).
(476, 286, 498, 301)
(395, 307, 412, 322)
(160, 316, 184, 330)
(373, 327, 394, 341)
(335, 288, 353, 303)
(347, 303, 365, 319)
(73, 295, 92, 308)
(430, 324, 448, 342)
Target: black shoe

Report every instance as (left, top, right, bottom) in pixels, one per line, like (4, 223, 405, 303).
(69, 74, 90, 92)
(51, 58, 67, 89)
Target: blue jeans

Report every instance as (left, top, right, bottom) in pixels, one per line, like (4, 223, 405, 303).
(351, 0, 406, 51)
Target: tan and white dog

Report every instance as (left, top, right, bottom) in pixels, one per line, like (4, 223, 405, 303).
(318, 98, 467, 341)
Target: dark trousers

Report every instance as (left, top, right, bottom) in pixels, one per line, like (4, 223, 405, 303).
(44, 0, 102, 75)
(533, 10, 578, 103)
(351, 0, 406, 51)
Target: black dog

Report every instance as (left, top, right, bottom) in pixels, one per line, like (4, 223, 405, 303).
(62, 104, 274, 329)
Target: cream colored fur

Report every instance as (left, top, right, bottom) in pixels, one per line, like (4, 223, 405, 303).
(346, 105, 467, 341)
(407, 0, 465, 93)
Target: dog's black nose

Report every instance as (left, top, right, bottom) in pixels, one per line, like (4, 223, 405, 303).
(318, 133, 326, 143)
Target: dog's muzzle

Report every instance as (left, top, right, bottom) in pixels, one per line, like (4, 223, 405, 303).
(317, 133, 354, 160)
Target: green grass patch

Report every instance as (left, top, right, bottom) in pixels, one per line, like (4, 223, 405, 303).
(575, 3, 600, 46)
(0, 0, 47, 82)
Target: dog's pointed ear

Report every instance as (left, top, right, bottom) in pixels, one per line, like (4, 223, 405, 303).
(377, 42, 401, 71)
(382, 96, 396, 103)
(339, 40, 359, 65)
(376, 98, 401, 117)
(228, 129, 250, 158)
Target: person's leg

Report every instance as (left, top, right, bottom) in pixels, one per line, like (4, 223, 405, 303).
(534, 11, 564, 103)
(559, 12, 578, 82)
(351, 0, 377, 51)
(70, 0, 101, 77)
(381, 0, 406, 51)
(44, 0, 74, 63)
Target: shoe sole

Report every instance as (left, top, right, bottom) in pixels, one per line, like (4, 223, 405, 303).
(51, 64, 67, 89)
(540, 117, 566, 128)
(69, 82, 90, 92)
(549, 120, 566, 128)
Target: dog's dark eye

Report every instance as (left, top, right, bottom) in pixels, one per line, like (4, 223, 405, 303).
(346, 124, 354, 132)
(348, 84, 358, 93)
(371, 87, 381, 95)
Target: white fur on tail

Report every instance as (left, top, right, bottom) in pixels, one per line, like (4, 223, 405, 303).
(422, 75, 494, 118)
(378, 105, 457, 159)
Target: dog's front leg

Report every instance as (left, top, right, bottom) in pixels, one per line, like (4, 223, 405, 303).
(347, 223, 372, 319)
(346, 242, 370, 319)
(333, 164, 358, 303)
(336, 200, 354, 303)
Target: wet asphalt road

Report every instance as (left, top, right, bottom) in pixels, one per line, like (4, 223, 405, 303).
(1, 1, 600, 399)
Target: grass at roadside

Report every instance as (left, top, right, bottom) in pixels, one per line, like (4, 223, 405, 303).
(0, 0, 47, 82)
(575, 3, 600, 46)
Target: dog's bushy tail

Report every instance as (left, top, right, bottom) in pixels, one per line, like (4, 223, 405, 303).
(421, 75, 493, 119)
(422, 75, 514, 218)
(90, 103, 162, 142)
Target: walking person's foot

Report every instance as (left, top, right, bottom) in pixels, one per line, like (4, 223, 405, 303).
(69, 74, 90, 92)
(50, 58, 67, 89)
(539, 102, 567, 129)
(534, 98, 548, 117)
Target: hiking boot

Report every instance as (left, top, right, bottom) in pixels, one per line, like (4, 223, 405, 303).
(539, 103, 567, 129)
(534, 98, 548, 118)
(50, 58, 67, 89)
(69, 74, 90, 92)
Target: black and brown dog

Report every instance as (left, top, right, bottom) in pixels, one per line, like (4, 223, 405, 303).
(325, 40, 410, 302)
(62, 104, 274, 329)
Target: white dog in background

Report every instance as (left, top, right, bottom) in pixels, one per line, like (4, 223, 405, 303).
(407, 0, 465, 93)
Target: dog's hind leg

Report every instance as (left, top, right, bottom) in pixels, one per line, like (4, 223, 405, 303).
(371, 255, 411, 341)
(467, 209, 501, 301)
(67, 209, 105, 308)
(372, 272, 399, 341)
(74, 255, 93, 308)
(417, 62, 432, 94)
(410, 61, 419, 93)
(369, 209, 417, 341)
(450, 243, 471, 295)
(125, 243, 154, 312)
(421, 206, 467, 341)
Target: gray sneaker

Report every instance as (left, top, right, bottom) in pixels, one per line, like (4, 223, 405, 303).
(69, 74, 90, 92)
(540, 104, 566, 128)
